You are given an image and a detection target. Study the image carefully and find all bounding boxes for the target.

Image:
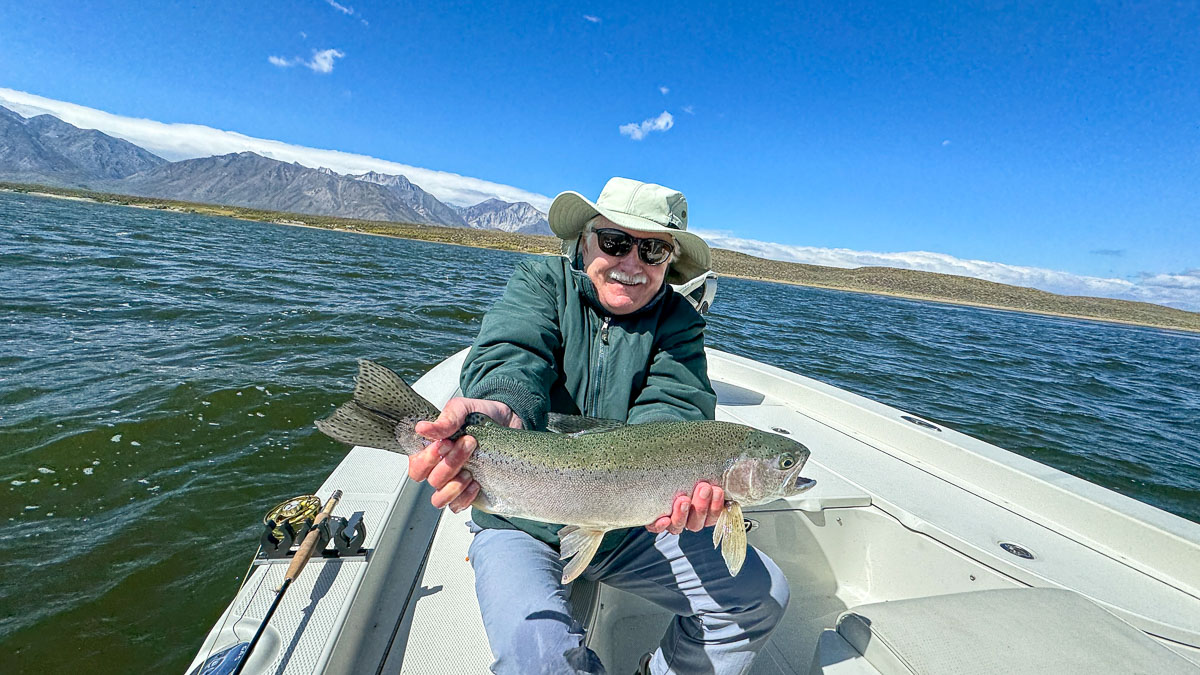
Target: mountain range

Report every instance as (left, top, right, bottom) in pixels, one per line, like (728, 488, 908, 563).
(0, 105, 550, 234)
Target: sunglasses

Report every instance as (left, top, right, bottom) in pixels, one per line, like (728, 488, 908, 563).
(592, 228, 675, 266)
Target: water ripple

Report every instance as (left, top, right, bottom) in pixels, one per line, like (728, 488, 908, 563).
(1, 192, 1198, 673)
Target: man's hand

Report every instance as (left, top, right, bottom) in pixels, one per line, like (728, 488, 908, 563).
(410, 398, 523, 513)
(646, 482, 725, 535)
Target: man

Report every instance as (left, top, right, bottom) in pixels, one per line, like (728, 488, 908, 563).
(408, 178, 789, 674)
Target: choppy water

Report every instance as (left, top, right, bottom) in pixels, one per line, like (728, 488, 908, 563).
(1, 192, 1198, 672)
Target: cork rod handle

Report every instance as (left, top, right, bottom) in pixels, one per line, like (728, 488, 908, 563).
(285, 489, 342, 581)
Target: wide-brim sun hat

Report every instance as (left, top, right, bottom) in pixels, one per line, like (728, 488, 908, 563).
(549, 177, 711, 286)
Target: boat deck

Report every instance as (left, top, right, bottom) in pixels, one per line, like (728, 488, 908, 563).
(186, 349, 1200, 674)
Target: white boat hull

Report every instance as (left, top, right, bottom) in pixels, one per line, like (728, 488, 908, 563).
(187, 348, 1200, 674)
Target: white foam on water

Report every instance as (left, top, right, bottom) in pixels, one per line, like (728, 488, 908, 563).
(110, 434, 122, 442)
(11, 480, 26, 486)
(37, 467, 55, 474)
(24, 505, 39, 511)
(82, 468, 94, 475)
(130, 441, 141, 447)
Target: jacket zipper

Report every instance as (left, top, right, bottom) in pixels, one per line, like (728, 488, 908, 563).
(589, 316, 611, 413)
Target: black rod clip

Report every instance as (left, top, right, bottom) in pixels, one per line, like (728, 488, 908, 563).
(259, 517, 313, 559)
(329, 511, 368, 556)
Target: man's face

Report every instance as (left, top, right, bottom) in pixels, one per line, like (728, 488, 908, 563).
(581, 217, 673, 315)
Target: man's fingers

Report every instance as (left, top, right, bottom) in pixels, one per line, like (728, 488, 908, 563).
(645, 515, 671, 534)
(448, 480, 480, 513)
(407, 443, 441, 482)
(427, 436, 476, 489)
(685, 495, 707, 532)
(683, 483, 711, 532)
(431, 470, 473, 509)
(416, 399, 473, 440)
(704, 485, 725, 528)
(668, 499, 689, 535)
(415, 415, 458, 441)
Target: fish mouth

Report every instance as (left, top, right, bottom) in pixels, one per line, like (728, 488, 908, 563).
(793, 476, 817, 493)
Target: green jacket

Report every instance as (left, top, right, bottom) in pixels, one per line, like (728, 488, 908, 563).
(461, 254, 717, 552)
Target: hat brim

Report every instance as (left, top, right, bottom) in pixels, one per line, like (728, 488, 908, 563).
(548, 191, 711, 285)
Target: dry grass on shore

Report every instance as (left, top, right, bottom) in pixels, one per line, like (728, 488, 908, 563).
(6, 182, 1198, 334)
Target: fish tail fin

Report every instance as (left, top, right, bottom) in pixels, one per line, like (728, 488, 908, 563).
(558, 525, 606, 584)
(352, 359, 441, 421)
(316, 401, 410, 453)
(712, 501, 747, 577)
(315, 360, 440, 455)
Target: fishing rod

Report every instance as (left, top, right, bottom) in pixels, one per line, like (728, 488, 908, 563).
(231, 489, 343, 675)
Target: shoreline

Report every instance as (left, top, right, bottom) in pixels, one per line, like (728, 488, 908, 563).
(722, 272, 1200, 335)
(5, 184, 1198, 335)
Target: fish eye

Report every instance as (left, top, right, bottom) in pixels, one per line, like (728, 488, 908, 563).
(779, 454, 795, 470)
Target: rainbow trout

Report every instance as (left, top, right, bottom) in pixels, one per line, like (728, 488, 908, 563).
(316, 360, 816, 582)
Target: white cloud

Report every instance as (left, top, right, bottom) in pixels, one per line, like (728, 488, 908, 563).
(306, 48, 344, 73)
(619, 111, 674, 140)
(659, 86, 669, 95)
(583, 14, 601, 23)
(267, 49, 343, 73)
(0, 87, 552, 210)
(691, 230, 1200, 311)
(682, 105, 695, 115)
(321, 0, 366, 25)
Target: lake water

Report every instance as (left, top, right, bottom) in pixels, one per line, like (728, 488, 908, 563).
(1, 192, 1198, 672)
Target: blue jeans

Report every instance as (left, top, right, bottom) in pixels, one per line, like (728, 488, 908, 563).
(468, 524, 790, 675)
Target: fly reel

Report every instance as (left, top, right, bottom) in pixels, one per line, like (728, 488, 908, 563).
(257, 493, 367, 560)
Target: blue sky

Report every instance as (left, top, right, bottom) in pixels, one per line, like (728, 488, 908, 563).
(2, 2, 1198, 309)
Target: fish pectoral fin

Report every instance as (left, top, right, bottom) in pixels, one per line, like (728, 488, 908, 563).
(712, 501, 747, 577)
(557, 525, 607, 584)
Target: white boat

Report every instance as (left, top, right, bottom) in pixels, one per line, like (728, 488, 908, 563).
(187, 347, 1200, 674)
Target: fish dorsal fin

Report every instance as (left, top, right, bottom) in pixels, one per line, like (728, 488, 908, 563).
(557, 525, 607, 584)
(712, 501, 747, 577)
(546, 413, 625, 436)
(353, 360, 439, 422)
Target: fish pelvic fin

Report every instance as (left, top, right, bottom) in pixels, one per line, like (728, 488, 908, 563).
(315, 360, 439, 454)
(557, 525, 607, 584)
(712, 501, 747, 577)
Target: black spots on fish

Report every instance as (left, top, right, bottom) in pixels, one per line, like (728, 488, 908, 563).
(316, 401, 408, 453)
(353, 360, 439, 422)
